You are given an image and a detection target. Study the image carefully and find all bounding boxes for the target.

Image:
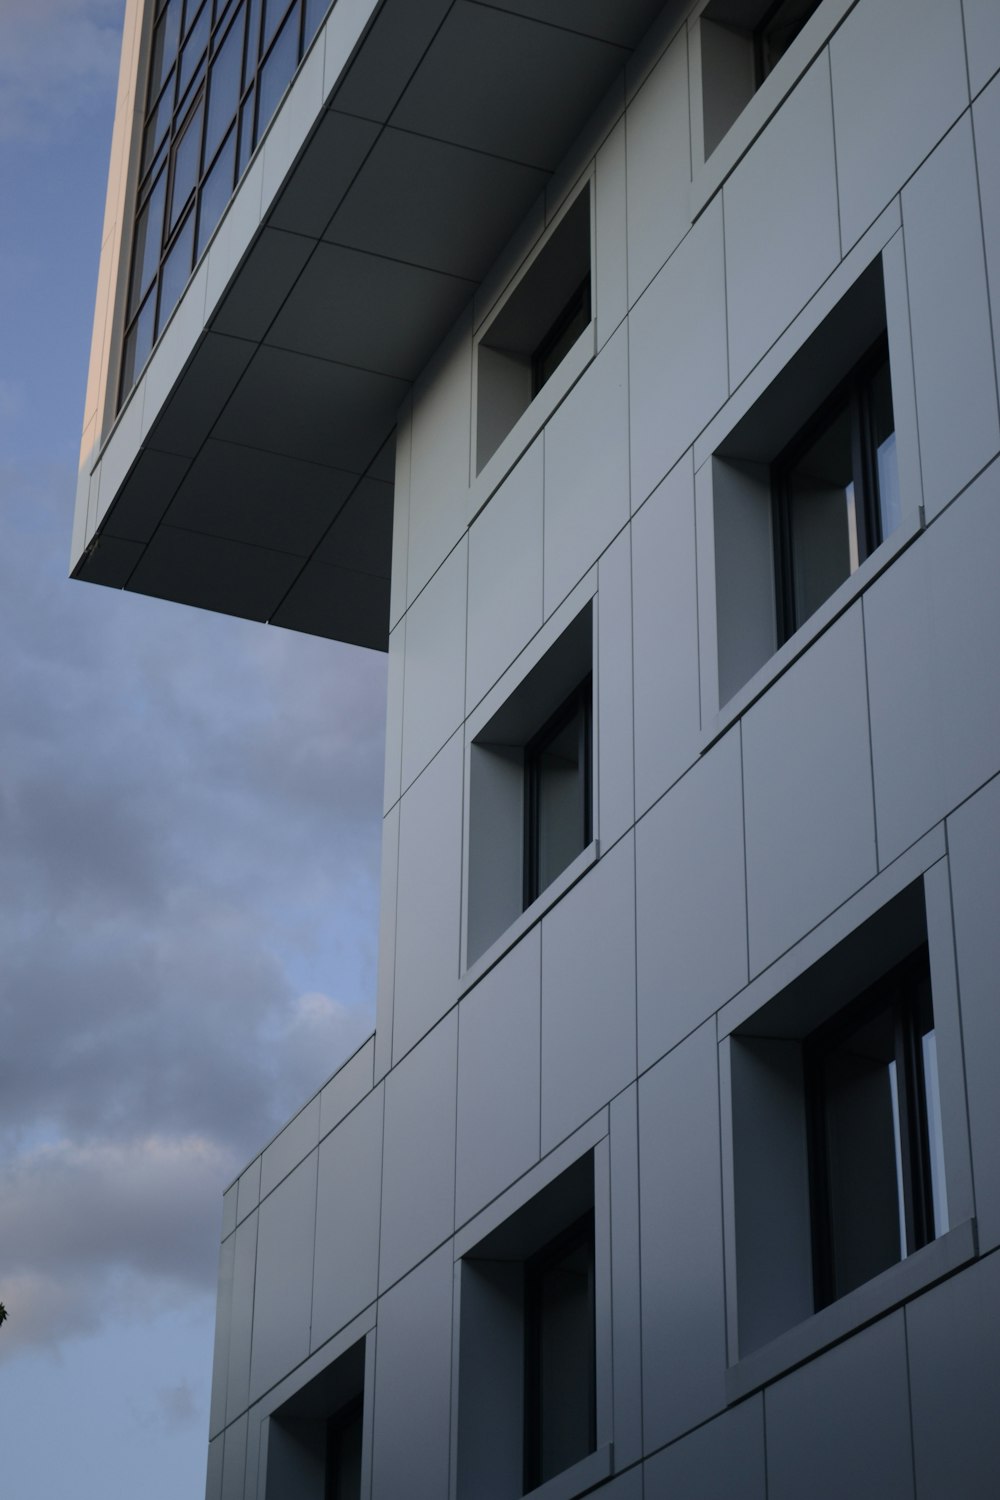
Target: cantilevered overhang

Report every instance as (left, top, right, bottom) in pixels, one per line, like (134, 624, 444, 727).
(73, 0, 667, 649)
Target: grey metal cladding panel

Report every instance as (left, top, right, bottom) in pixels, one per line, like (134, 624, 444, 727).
(540, 832, 637, 1155)
(331, 0, 454, 124)
(636, 729, 747, 1073)
(390, 3, 628, 171)
(268, 111, 380, 238)
(765, 1313, 913, 1500)
(222, 1183, 238, 1239)
(319, 1036, 376, 1139)
(625, 28, 691, 306)
(975, 74, 1000, 372)
(211, 228, 315, 342)
(324, 128, 549, 282)
(391, 733, 464, 1060)
(209, 1234, 236, 1440)
(742, 606, 876, 975)
(644, 1395, 765, 1500)
(271, 559, 390, 649)
(144, 333, 257, 458)
(76, 536, 144, 588)
(312, 1085, 383, 1347)
(220, 1413, 248, 1500)
(164, 440, 356, 557)
(237, 1157, 260, 1221)
(456, 927, 541, 1227)
(865, 459, 1000, 867)
(226, 1212, 258, 1426)
(378, 1011, 458, 1291)
(831, 0, 969, 252)
(628, 195, 728, 508)
(213, 345, 407, 474)
(266, 242, 476, 382)
(248, 1153, 318, 1404)
(901, 114, 1000, 520)
(260, 1095, 320, 1200)
(964, 0, 1000, 98)
(947, 774, 1000, 1252)
(907, 1248, 1000, 1499)
(476, 0, 662, 48)
(313, 475, 393, 579)
(639, 1019, 727, 1449)
(609, 1088, 642, 1470)
(127, 526, 304, 624)
(631, 458, 700, 815)
(400, 538, 467, 791)
(543, 324, 630, 616)
(371, 1244, 454, 1500)
(466, 437, 544, 711)
(723, 55, 840, 388)
(101, 449, 190, 545)
(597, 528, 635, 855)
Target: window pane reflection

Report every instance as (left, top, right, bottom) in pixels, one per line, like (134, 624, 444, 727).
(197, 125, 236, 256)
(159, 208, 195, 331)
(788, 401, 857, 628)
(257, 8, 298, 141)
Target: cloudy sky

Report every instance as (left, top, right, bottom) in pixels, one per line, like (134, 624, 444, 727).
(0, 4, 387, 1493)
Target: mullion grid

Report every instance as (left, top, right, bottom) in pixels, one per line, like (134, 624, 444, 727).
(119, 0, 327, 409)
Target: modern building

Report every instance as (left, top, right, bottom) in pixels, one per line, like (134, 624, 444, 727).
(74, 1, 1000, 1496)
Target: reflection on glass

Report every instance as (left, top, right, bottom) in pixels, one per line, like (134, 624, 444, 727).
(179, 1, 210, 100)
(197, 126, 236, 257)
(756, 0, 821, 80)
(149, 0, 183, 99)
(168, 96, 204, 235)
(262, 0, 294, 51)
(244, 0, 263, 87)
(129, 169, 167, 317)
(303, 0, 331, 48)
(120, 288, 157, 396)
(204, 4, 244, 164)
(237, 87, 256, 179)
(143, 70, 176, 174)
(257, 7, 298, 142)
(159, 208, 196, 331)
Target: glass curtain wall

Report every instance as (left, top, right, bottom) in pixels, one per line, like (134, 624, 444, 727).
(119, 0, 333, 407)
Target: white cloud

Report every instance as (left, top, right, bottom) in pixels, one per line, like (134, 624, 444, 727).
(0, 0, 123, 143)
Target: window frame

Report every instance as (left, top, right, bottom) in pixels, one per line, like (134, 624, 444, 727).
(771, 333, 892, 644)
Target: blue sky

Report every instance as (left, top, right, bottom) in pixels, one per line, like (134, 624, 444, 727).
(0, 4, 386, 1493)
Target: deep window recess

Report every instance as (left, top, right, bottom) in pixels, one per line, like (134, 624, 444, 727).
(698, 0, 823, 159)
(523, 680, 593, 910)
(727, 882, 949, 1358)
(457, 1153, 599, 1499)
(467, 603, 593, 967)
(265, 1338, 365, 1500)
(709, 256, 900, 707)
(476, 184, 592, 474)
(119, 0, 334, 409)
(772, 337, 898, 643)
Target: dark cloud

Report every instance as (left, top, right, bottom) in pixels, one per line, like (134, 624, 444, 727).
(0, 449, 387, 1357)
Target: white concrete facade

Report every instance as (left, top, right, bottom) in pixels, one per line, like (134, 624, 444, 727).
(78, 2, 1000, 1498)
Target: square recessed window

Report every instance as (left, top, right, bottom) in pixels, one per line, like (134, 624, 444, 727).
(457, 1152, 605, 1498)
(707, 256, 905, 706)
(475, 185, 592, 476)
(467, 605, 594, 966)
(698, 0, 823, 158)
(726, 881, 950, 1359)
(264, 1338, 366, 1500)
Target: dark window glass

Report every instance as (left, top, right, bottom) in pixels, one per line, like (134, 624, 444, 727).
(774, 340, 897, 641)
(257, 5, 299, 140)
(168, 94, 205, 235)
(129, 168, 167, 317)
(120, 288, 158, 398)
(524, 679, 592, 908)
(143, 71, 176, 174)
(303, 0, 330, 48)
(149, 0, 183, 98)
(178, 1, 211, 98)
(204, 4, 244, 163)
(755, 0, 821, 81)
(807, 949, 947, 1308)
(237, 86, 256, 177)
(158, 207, 196, 331)
(197, 125, 236, 255)
(531, 274, 591, 397)
(244, 0, 264, 85)
(262, 0, 296, 52)
(524, 1215, 596, 1492)
(325, 1398, 363, 1500)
